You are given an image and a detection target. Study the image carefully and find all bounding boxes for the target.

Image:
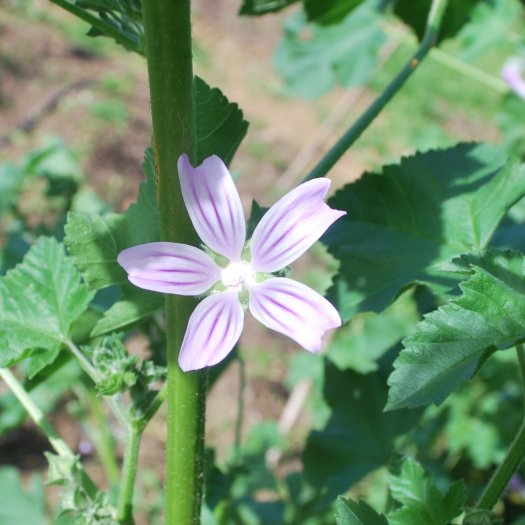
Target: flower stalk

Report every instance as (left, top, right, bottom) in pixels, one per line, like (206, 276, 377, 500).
(304, 0, 449, 181)
(141, 1, 206, 524)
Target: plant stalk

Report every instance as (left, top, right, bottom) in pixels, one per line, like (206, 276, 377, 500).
(303, 0, 449, 181)
(473, 344, 525, 514)
(116, 426, 142, 525)
(0, 367, 74, 458)
(142, 1, 206, 524)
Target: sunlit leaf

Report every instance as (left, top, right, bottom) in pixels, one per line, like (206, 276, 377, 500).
(324, 144, 525, 320)
(387, 250, 525, 410)
(335, 497, 388, 525)
(387, 458, 466, 525)
(275, 4, 385, 98)
(0, 237, 94, 367)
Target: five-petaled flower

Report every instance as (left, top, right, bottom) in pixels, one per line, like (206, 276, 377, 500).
(117, 154, 346, 372)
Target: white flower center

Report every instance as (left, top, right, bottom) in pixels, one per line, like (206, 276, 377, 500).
(220, 261, 255, 290)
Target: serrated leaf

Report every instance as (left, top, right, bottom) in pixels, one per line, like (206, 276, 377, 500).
(65, 149, 161, 333)
(327, 290, 419, 373)
(74, 0, 143, 53)
(324, 143, 525, 321)
(65, 147, 158, 289)
(303, 362, 422, 499)
(275, 4, 385, 98)
(195, 77, 249, 165)
(387, 249, 525, 410)
(335, 497, 388, 525)
(394, 0, 480, 43)
(304, 0, 363, 25)
(239, 0, 298, 15)
(387, 458, 465, 525)
(90, 286, 163, 337)
(0, 237, 94, 367)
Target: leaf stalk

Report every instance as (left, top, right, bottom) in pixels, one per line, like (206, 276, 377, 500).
(303, 0, 449, 182)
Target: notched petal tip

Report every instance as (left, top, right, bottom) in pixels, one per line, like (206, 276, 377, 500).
(117, 242, 220, 296)
(249, 277, 341, 353)
(250, 178, 346, 272)
(178, 154, 246, 261)
(178, 290, 244, 372)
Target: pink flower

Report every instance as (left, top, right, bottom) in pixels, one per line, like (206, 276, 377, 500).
(502, 57, 525, 99)
(118, 155, 345, 372)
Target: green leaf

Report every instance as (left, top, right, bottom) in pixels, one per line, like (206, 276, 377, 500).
(387, 458, 466, 525)
(90, 287, 163, 337)
(239, 0, 298, 15)
(303, 362, 422, 499)
(0, 467, 49, 525)
(0, 164, 24, 217)
(0, 237, 94, 367)
(75, 0, 144, 53)
(303, 0, 363, 25)
(335, 497, 388, 525)
(324, 143, 525, 321)
(327, 290, 419, 373)
(393, 0, 480, 43)
(195, 77, 249, 165)
(387, 250, 525, 410)
(65, 148, 161, 333)
(275, 4, 385, 98)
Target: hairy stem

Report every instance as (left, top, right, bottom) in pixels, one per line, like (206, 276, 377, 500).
(142, 1, 206, 524)
(116, 427, 142, 525)
(473, 345, 525, 516)
(303, 0, 449, 181)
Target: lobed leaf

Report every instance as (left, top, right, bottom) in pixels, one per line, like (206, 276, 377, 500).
(387, 250, 525, 410)
(0, 237, 94, 368)
(324, 143, 525, 320)
(275, 4, 385, 98)
(387, 458, 465, 525)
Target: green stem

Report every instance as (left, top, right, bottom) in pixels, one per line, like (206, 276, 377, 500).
(141, 1, 206, 524)
(116, 426, 142, 525)
(473, 345, 525, 515)
(233, 355, 246, 462)
(88, 389, 120, 485)
(48, 0, 141, 53)
(0, 368, 73, 458)
(303, 0, 449, 181)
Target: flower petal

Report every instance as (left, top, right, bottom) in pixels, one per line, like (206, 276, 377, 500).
(250, 179, 345, 272)
(117, 242, 220, 295)
(502, 57, 525, 99)
(179, 290, 244, 371)
(178, 154, 246, 261)
(249, 277, 341, 352)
